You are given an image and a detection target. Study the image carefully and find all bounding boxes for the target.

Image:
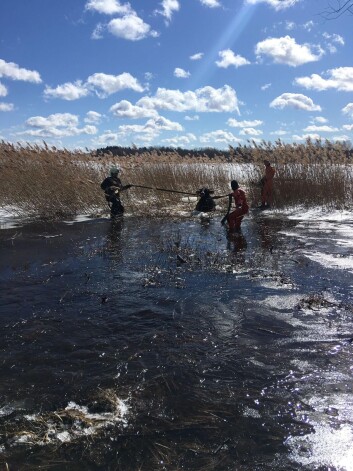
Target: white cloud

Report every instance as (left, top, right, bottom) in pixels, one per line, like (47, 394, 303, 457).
(303, 125, 339, 132)
(87, 72, 144, 96)
(94, 131, 119, 145)
(155, 0, 180, 22)
(292, 133, 321, 141)
(294, 67, 353, 92)
(270, 129, 288, 135)
(323, 32, 344, 45)
(216, 49, 250, 68)
(22, 113, 97, 138)
(313, 116, 328, 123)
(85, 111, 103, 123)
(261, 83, 271, 90)
(227, 118, 263, 128)
(137, 85, 240, 114)
(162, 133, 197, 146)
(119, 116, 183, 136)
(174, 68, 190, 78)
(255, 36, 323, 66)
(285, 21, 295, 30)
(200, 130, 241, 144)
(303, 20, 314, 31)
(199, 0, 221, 8)
(0, 59, 42, 83)
(245, 0, 300, 10)
(92, 23, 105, 39)
(239, 127, 263, 136)
(45, 72, 144, 101)
(0, 82, 8, 97)
(342, 124, 353, 131)
(270, 93, 321, 111)
(333, 135, 351, 142)
(108, 14, 158, 41)
(190, 52, 204, 61)
(44, 81, 90, 101)
(342, 103, 353, 119)
(85, 0, 132, 15)
(185, 115, 199, 120)
(110, 100, 158, 118)
(0, 102, 14, 112)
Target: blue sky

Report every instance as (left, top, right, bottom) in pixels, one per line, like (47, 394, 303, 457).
(1, 0, 353, 150)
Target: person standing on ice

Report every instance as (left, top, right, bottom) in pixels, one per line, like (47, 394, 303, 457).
(221, 180, 249, 231)
(260, 160, 275, 209)
(100, 166, 132, 217)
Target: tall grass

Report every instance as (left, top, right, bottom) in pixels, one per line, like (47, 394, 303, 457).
(0, 140, 352, 220)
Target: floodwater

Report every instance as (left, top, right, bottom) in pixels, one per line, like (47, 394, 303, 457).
(0, 212, 353, 470)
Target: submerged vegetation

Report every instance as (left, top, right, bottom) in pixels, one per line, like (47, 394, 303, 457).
(0, 139, 352, 220)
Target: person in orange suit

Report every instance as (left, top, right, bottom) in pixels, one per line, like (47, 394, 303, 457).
(221, 180, 249, 231)
(260, 160, 275, 209)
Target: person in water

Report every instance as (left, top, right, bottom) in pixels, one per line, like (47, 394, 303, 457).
(222, 180, 249, 231)
(100, 166, 132, 217)
(260, 160, 275, 209)
(195, 187, 216, 212)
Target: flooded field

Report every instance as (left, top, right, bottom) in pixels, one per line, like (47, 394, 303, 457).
(0, 211, 353, 470)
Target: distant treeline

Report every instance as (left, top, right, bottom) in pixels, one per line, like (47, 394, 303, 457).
(96, 145, 232, 159)
(96, 138, 353, 163)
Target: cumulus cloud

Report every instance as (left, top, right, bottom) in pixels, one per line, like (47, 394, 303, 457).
(333, 135, 351, 142)
(294, 67, 353, 92)
(190, 52, 204, 61)
(44, 81, 90, 101)
(342, 124, 353, 131)
(21, 113, 97, 138)
(0, 82, 8, 97)
(270, 93, 321, 111)
(245, 0, 300, 10)
(155, 0, 180, 22)
(162, 133, 197, 146)
(110, 100, 158, 118)
(261, 83, 271, 90)
(216, 49, 250, 68)
(118, 115, 183, 141)
(87, 72, 144, 96)
(199, 0, 221, 7)
(85, 111, 103, 123)
(44, 72, 144, 101)
(227, 118, 263, 128)
(108, 14, 158, 40)
(342, 103, 353, 119)
(94, 130, 119, 145)
(185, 115, 199, 120)
(85, 0, 132, 15)
(292, 133, 321, 141)
(239, 127, 263, 136)
(255, 36, 323, 66)
(137, 85, 240, 114)
(0, 102, 14, 112)
(0, 59, 42, 83)
(313, 116, 328, 124)
(92, 23, 105, 39)
(174, 68, 190, 78)
(303, 125, 339, 132)
(200, 130, 241, 144)
(270, 129, 288, 135)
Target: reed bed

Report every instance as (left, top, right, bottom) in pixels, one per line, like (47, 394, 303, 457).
(0, 139, 352, 220)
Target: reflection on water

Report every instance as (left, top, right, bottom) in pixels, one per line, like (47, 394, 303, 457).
(0, 214, 353, 470)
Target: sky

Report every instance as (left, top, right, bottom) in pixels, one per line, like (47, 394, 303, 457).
(1, 0, 353, 151)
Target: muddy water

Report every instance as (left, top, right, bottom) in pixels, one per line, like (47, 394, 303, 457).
(0, 214, 352, 470)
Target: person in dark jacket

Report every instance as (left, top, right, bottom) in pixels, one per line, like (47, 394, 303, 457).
(195, 187, 216, 212)
(100, 167, 132, 217)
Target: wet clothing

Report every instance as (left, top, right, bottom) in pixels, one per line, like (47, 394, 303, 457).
(261, 164, 275, 207)
(195, 189, 215, 212)
(101, 176, 125, 217)
(227, 188, 249, 231)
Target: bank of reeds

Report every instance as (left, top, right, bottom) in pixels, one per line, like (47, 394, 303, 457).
(0, 140, 352, 220)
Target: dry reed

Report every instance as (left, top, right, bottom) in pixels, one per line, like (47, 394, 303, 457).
(0, 139, 352, 220)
